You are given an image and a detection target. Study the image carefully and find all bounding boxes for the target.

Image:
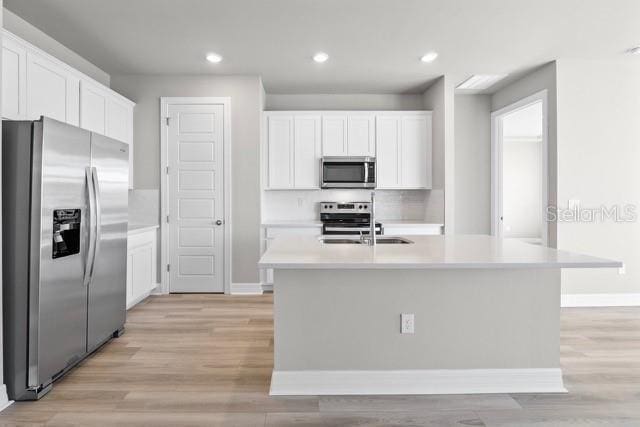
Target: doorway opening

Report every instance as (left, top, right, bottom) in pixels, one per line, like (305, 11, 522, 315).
(491, 90, 548, 246)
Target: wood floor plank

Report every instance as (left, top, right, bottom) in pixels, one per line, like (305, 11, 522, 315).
(0, 295, 639, 426)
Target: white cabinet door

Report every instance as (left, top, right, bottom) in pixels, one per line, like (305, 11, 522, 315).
(375, 116, 401, 188)
(293, 115, 321, 188)
(105, 98, 134, 188)
(267, 115, 294, 189)
(401, 115, 432, 189)
(322, 115, 347, 156)
(80, 81, 107, 134)
(127, 229, 158, 309)
(26, 52, 80, 125)
(347, 115, 375, 156)
(106, 98, 131, 143)
(2, 36, 27, 119)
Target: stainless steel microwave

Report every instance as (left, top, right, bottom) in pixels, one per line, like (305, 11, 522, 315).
(321, 157, 376, 189)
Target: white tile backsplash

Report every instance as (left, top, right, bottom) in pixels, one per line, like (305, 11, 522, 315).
(262, 189, 437, 222)
(129, 189, 160, 225)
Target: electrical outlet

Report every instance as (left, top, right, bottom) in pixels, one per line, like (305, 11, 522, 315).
(297, 197, 305, 208)
(401, 313, 415, 334)
(619, 264, 626, 275)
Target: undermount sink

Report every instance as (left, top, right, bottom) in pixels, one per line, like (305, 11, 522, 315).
(318, 237, 363, 244)
(375, 237, 414, 244)
(318, 236, 414, 245)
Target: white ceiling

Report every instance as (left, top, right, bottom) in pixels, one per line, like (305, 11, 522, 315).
(5, 0, 640, 93)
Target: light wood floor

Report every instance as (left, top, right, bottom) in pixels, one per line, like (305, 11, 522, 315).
(1, 294, 640, 426)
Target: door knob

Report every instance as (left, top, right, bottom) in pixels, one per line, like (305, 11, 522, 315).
(215, 220, 223, 226)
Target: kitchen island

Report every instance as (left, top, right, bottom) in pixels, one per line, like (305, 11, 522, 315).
(258, 234, 620, 396)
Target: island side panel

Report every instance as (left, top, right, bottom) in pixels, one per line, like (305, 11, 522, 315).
(273, 268, 560, 371)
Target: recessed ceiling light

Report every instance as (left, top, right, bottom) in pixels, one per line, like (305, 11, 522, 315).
(420, 52, 438, 63)
(313, 52, 329, 63)
(626, 46, 640, 55)
(456, 74, 508, 90)
(206, 53, 223, 63)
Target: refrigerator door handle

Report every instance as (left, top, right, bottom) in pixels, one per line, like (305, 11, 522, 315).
(89, 167, 102, 281)
(84, 167, 96, 287)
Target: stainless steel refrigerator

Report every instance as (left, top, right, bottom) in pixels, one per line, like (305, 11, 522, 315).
(2, 117, 129, 400)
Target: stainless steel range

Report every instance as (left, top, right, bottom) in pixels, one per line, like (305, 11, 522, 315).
(320, 202, 383, 235)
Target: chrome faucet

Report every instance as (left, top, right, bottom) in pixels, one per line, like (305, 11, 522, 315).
(369, 191, 376, 246)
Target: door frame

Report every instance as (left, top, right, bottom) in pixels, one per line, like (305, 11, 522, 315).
(490, 90, 548, 246)
(160, 97, 232, 294)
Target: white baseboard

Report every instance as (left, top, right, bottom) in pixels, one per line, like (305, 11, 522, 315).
(262, 283, 273, 293)
(561, 293, 640, 307)
(270, 368, 566, 396)
(0, 384, 12, 413)
(231, 282, 264, 295)
(126, 285, 160, 310)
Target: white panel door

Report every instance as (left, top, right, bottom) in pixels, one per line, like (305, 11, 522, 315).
(401, 115, 431, 189)
(267, 115, 293, 189)
(347, 115, 375, 156)
(293, 115, 321, 188)
(322, 115, 347, 156)
(375, 116, 401, 188)
(168, 104, 225, 292)
(80, 81, 107, 134)
(2, 36, 27, 119)
(26, 52, 80, 125)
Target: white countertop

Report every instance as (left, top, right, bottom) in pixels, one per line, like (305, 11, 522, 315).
(128, 223, 159, 234)
(258, 234, 621, 270)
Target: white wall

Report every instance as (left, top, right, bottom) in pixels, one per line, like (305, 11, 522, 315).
(454, 95, 491, 234)
(422, 76, 455, 231)
(265, 93, 425, 111)
(491, 62, 557, 247)
(110, 74, 263, 285)
(556, 59, 640, 295)
(2, 8, 109, 86)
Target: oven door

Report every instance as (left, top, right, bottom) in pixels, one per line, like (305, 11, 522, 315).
(321, 157, 375, 188)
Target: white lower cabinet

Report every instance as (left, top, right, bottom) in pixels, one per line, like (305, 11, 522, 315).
(127, 228, 158, 309)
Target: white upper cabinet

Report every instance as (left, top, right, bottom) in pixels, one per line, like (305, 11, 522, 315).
(2, 36, 27, 119)
(267, 115, 294, 189)
(264, 111, 431, 191)
(321, 115, 347, 156)
(266, 113, 321, 189)
(375, 116, 401, 188)
(1, 30, 136, 188)
(293, 115, 321, 188)
(376, 112, 432, 190)
(347, 114, 375, 156)
(80, 81, 108, 134)
(26, 52, 80, 125)
(322, 113, 375, 157)
(400, 115, 431, 189)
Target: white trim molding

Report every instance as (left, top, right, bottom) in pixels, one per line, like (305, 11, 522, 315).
(491, 90, 549, 247)
(230, 283, 274, 295)
(160, 97, 232, 294)
(230, 283, 264, 295)
(562, 293, 640, 307)
(270, 368, 566, 396)
(0, 385, 12, 412)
